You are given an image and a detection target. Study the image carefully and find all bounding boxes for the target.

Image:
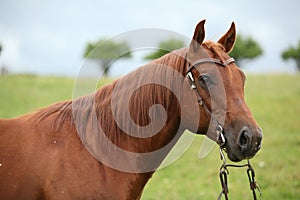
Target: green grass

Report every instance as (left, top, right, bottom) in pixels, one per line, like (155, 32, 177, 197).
(0, 74, 299, 199)
(0, 75, 112, 117)
(0, 75, 74, 117)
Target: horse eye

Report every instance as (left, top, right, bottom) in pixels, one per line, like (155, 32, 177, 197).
(198, 74, 213, 87)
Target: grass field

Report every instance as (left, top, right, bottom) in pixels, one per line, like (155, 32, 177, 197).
(0, 74, 299, 199)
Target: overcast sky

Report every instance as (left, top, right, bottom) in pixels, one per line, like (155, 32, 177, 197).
(0, 0, 299, 77)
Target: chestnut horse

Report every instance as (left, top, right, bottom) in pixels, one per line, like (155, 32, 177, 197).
(0, 20, 262, 199)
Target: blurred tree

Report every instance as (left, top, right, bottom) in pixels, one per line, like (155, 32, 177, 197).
(0, 42, 8, 76)
(229, 35, 263, 67)
(83, 38, 131, 76)
(144, 38, 185, 60)
(281, 40, 300, 71)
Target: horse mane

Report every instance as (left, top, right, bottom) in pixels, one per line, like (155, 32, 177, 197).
(34, 42, 228, 144)
(34, 48, 189, 138)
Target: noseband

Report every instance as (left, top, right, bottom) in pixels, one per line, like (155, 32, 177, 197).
(186, 57, 235, 145)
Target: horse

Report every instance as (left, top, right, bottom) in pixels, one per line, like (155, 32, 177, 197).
(0, 20, 262, 200)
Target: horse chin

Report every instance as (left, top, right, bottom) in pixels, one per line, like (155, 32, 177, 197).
(225, 147, 245, 162)
(226, 147, 259, 162)
(227, 153, 243, 162)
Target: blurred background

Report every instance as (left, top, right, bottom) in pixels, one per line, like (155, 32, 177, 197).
(0, 0, 299, 77)
(0, 0, 299, 199)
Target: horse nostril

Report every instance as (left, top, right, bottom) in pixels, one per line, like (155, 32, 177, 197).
(256, 141, 262, 151)
(255, 134, 263, 151)
(238, 128, 252, 152)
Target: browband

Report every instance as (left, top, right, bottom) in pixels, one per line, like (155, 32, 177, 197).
(187, 57, 235, 73)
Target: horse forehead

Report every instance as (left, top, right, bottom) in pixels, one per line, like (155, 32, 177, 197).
(203, 42, 226, 59)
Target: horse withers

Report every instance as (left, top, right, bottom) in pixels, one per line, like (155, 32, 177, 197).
(0, 20, 262, 199)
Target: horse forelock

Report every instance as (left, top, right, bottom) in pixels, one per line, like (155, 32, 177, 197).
(202, 41, 229, 63)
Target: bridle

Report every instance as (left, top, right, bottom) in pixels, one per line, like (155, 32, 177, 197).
(186, 57, 235, 145)
(218, 148, 261, 200)
(185, 57, 262, 200)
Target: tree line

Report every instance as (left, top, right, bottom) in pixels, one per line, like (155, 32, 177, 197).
(83, 35, 300, 76)
(1, 36, 300, 76)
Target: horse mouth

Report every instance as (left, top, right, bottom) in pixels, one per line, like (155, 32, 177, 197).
(227, 152, 244, 162)
(222, 141, 250, 162)
(221, 127, 262, 162)
(224, 144, 257, 162)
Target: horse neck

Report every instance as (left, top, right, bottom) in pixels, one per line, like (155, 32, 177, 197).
(69, 52, 189, 198)
(95, 65, 185, 153)
(72, 52, 186, 172)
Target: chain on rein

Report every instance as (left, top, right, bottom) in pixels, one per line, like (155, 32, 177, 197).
(186, 57, 262, 200)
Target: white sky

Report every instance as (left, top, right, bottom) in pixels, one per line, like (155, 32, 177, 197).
(0, 0, 299, 76)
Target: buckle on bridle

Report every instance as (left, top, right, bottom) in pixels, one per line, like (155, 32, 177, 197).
(216, 125, 226, 147)
(186, 72, 203, 105)
(186, 72, 197, 89)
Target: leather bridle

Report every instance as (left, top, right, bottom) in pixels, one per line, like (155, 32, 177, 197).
(186, 57, 262, 200)
(186, 57, 235, 146)
(187, 57, 235, 72)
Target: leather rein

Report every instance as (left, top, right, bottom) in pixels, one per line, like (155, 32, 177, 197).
(185, 57, 262, 200)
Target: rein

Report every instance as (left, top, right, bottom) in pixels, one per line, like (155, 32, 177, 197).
(185, 57, 262, 199)
(217, 148, 262, 200)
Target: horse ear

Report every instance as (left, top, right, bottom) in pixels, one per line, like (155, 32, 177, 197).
(218, 22, 236, 53)
(190, 19, 206, 52)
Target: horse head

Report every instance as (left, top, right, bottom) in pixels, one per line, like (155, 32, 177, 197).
(183, 20, 263, 162)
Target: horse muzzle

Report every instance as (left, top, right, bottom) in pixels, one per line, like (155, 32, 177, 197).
(224, 126, 263, 162)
